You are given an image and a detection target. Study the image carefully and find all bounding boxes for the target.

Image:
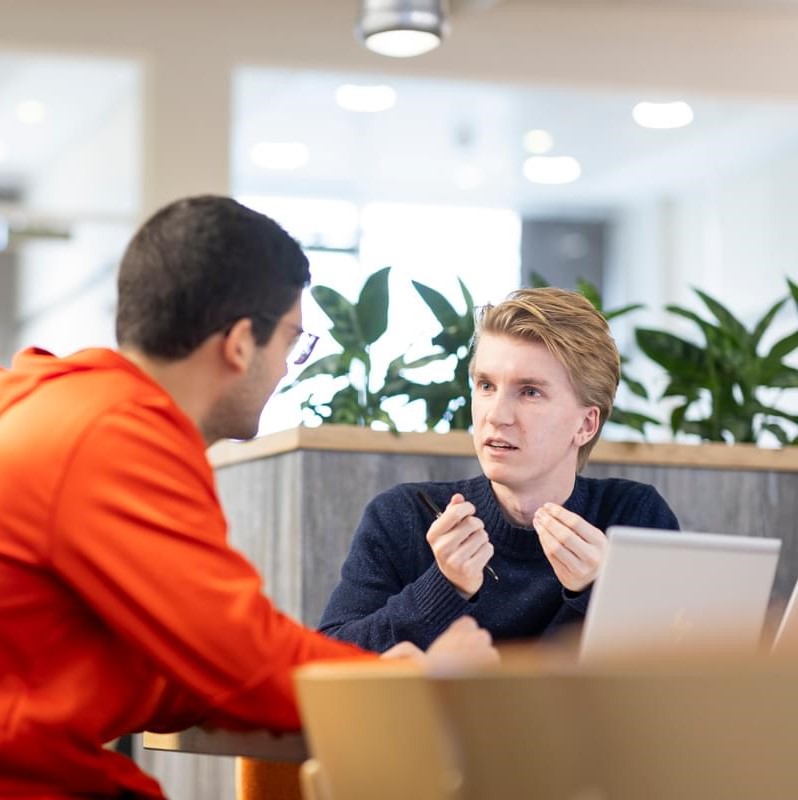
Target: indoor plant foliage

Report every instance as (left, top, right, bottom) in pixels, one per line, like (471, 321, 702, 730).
(383, 277, 477, 431)
(286, 267, 798, 446)
(635, 278, 798, 444)
(285, 267, 476, 431)
(283, 266, 400, 429)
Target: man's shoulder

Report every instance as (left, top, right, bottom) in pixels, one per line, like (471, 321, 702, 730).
(575, 475, 678, 529)
(577, 474, 659, 497)
(372, 476, 484, 507)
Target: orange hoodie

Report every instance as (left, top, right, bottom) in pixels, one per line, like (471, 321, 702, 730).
(0, 348, 372, 799)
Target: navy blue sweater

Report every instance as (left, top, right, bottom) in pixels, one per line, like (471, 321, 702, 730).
(318, 475, 679, 651)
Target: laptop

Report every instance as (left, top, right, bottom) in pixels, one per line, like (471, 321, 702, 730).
(579, 526, 781, 662)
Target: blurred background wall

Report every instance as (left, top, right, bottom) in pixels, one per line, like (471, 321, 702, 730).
(0, 0, 796, 435)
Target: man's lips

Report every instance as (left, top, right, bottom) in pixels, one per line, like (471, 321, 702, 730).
(484, 438, 519, 451)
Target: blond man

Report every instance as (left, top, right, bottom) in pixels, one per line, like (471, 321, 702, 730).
(320, 287, 679, 650)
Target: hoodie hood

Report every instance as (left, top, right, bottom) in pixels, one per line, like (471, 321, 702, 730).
(0, 348, 154, 417)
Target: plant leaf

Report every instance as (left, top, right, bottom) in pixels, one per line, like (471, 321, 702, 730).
(765, 330, 798, 363)
(760, 422, 790, 445)
(608, 407, 658, 435)
(412, 280, 460, 331)
(751, 297, 787, 350)
(788, 277, 798, 310)
(693, 288, 750, 348)
(458, 277, 475, 318)
(620, 369, 648, 399)
(528, 271, 550, 288)
(635, 328, 708, 379)
(575, 278, 602, 310)
(280, 353, 350, 391)
(356, 266, 391, 345)
(604, 303, 645, 322)
(311, 285, 362, 350)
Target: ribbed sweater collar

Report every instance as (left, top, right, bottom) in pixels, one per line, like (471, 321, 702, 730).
(460, 474, 588, 562)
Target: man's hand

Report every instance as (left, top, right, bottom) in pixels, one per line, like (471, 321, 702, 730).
(533, 502, 607, 592)
(426, 493, 494, 597)
(381, 617, 499, 668)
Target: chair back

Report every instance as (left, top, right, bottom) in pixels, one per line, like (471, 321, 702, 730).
(295, 661, 461, 800)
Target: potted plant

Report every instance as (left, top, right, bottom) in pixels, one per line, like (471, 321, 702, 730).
(635, 278, 798, 444)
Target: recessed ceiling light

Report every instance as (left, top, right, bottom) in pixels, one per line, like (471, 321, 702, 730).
(250, 142, 310, 170)
(632, 101, 694, 129)
(335, 84, 397, 113)
(523, 129, 554, 155)
(523, 156, 581, 185)
(363, 29, 442, 58)
(16, 100, 46, 125)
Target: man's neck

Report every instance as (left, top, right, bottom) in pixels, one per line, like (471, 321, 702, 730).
(117, 346, 219, 445)
(489, 471, 577, 528)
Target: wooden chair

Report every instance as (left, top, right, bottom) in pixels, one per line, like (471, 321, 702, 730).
(294, 661, 461, 800)
(431, 653, 798, 800)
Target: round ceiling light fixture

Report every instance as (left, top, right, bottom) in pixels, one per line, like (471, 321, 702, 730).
(357, 0, 450, 58)
(632, 101, 694, 130)
(335, 83, 398, 113)
(523, 156, 582, 185)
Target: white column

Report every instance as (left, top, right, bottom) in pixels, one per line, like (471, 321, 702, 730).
(140, 49, 232, 217)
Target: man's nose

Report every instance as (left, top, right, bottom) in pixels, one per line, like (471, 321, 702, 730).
(485, 390, 514, 426)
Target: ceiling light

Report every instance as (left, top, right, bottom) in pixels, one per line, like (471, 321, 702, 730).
(16, 100, 46, 125)
(250, 142, 310, 170)
(632, 101, 694, 130)
(523, 129, 554, 155)
(357, 0, 450, 58)
(523, 156, 581, 185)
(335, 83, 398, 113)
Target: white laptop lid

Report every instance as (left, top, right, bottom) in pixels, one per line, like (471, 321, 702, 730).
(579, 526, 781, 662)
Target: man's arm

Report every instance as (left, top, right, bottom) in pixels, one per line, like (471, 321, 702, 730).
(53, 404, 374, 732)
(318, 487, 476, 651)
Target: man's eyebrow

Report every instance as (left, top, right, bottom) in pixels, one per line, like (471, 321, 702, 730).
(473, 370, 552, 387)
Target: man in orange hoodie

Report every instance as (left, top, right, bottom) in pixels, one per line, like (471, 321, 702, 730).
(0, 195, 495, 799)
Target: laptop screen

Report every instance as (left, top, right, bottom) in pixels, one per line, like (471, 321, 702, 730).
(579, 526, 781, 661)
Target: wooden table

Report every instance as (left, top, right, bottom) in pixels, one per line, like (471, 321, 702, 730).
(143, 727, 307, 762)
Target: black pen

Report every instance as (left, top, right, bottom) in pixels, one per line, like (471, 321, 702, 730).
(417, 489, 499, 582)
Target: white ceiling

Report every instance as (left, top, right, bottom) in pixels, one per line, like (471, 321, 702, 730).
(2, 43, 798, 222)
(232, 66, 798, 216)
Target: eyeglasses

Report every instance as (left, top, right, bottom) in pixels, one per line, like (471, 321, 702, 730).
(250, 311, 320, 365)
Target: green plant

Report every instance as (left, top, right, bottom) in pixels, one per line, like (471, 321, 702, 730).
(635, 278, 798, 444)
(282, 266, 400, 429)
(529, 272, 659, 436)
(383, 278, 476, 431)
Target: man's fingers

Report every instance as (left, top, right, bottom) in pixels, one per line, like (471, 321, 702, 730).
(447, 615, 478, 632)
(538, 527, 581, 573)
(538, 502, 605, 545)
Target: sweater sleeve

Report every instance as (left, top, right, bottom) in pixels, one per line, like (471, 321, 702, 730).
(318, 487, 471, 651)
(50, 401, 374, 733)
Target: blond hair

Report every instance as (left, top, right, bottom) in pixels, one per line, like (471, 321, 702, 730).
(472, 287, 620, 471)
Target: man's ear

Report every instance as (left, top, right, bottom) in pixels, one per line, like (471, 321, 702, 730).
(576, 406, 601, 446)
(221, 318, 255, 374)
